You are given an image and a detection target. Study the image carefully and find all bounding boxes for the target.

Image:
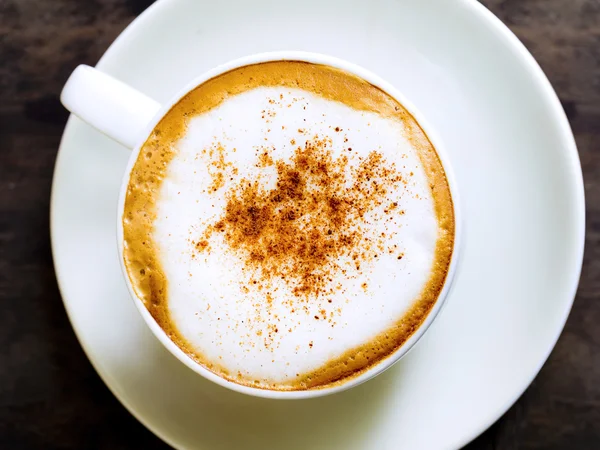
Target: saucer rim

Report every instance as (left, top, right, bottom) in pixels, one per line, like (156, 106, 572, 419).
(50, 0, 585, 448)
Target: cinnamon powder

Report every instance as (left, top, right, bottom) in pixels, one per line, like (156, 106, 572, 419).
(197, 135, 406, 301)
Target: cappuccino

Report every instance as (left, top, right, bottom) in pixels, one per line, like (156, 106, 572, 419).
(122, 61, 454, 390)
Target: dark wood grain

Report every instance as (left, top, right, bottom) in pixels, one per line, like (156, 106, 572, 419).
(0, 0, 598, 448)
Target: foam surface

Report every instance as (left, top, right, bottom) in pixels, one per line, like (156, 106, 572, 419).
(151, 87, 438, 386)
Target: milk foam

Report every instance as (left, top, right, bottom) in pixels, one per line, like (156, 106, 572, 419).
(152, 87, 438, 385)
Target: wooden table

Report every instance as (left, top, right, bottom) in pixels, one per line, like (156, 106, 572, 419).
(1, 0, 598, 448)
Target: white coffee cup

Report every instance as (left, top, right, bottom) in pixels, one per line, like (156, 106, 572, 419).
(61, 51, 461, 399)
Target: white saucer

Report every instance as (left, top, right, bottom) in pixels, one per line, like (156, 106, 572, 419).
(51, 0, 585, 448)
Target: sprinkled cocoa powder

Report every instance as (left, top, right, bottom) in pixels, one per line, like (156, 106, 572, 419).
(196, 134, 406, 303)
(195, 142, 237, 192)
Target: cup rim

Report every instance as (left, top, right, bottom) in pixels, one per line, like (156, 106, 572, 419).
(116, 51, 462, 399)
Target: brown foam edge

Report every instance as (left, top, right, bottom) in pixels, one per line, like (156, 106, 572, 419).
(122, 61, 455, 391)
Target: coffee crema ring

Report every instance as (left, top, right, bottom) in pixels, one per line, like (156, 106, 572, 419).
(122, 61, 454, 391)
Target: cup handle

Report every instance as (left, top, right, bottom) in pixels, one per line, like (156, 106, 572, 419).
(60, 65, 162, 149)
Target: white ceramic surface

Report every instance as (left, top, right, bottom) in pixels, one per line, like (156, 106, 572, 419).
(61, 51, 461, 398)
(50, 0, 585, 448)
